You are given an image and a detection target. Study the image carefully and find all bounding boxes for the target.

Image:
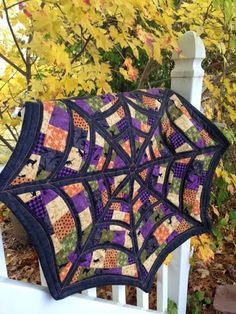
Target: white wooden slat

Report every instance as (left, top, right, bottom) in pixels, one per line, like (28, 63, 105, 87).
(39, 262, 47, 287)
(0, 277, 164, 314)
(0, 229, 8, 278)
(136, 288, 149, 310)
(156, 265, 168, 312)
(82, 288, 97, 297)
(169, 31, 206, 314)
(112, 285, 126, 304)
(168, 241, 191, 314)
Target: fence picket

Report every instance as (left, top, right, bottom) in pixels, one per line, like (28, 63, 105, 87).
(157, 265, 168, 312)
(112, 286, 126, 304)
(137, 289, 149, 310)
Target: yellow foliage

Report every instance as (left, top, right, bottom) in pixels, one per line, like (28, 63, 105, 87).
(191, 234, 215, 264)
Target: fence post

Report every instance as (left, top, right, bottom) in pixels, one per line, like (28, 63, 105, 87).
(168, 31, 206, 314)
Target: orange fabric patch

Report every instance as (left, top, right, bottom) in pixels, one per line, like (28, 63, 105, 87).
(117, 106, 125, 118)
(59, 261, 73, 282)
(104, 249, 117, 268)
(53, 212, 75, 241)
(96, 156, 106, 170)
(154, 223, 170, 245)
(176, 221, 190, 233)
(70, 268, 81, 284)
(43, 101, 55, 114)
(141, 123, 151, 133)
(72, 110, 89, 130)
(63, 183, 83, 197)
(102, 190, 108, 206)
(178, 157, 191, 164)
(44, 124, 68, 152)
(11, 176, 32, 185)
(139, 169, 147, 180)
(133, 199, 142, 213)
(192, 200, 200, 215)
(200, 129, 212, 145)
(111, 203, 121, 211)
(183, 189, 197, 206)
(121, 140, 131, 156)
(143, 96, 158, 110)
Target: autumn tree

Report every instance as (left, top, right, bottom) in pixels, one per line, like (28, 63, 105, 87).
(0, 0, 235, 259)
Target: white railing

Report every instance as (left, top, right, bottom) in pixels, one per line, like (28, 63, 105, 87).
(0, 31, 205, 314)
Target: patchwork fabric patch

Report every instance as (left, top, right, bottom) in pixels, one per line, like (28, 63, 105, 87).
(0, 88, 228, 300)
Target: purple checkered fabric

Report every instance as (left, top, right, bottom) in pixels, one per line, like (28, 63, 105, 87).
(169, 132, 185, 148)
(33, 132, 45, 154)
(57, 167, 78, 177)
(27, 195, 47, 218)
(174, 163, 187, 178)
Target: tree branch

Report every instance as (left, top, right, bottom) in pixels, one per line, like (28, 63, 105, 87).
(0, 135, 14, 152)
(138, 58, 156, 89)
(5, 124, 18, 142)
(3, 0, 27, 65)
(6, 0, 30, 10)
(0, 53, 27, 76)
(71, 35, 92, 64)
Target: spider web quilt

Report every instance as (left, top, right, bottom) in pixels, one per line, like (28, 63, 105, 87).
(0, 88, 229, 300)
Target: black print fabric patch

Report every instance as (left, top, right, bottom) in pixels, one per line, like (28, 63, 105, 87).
(0, 88, 229, 300)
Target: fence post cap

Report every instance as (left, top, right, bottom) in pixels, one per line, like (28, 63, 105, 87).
(173, 31, 206, 59)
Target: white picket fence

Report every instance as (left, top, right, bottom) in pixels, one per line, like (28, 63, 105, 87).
(0, 31, 206, 314)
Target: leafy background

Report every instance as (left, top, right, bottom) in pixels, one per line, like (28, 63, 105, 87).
(0, 0, 235, 313)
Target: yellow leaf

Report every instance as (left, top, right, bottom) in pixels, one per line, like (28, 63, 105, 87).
(212, 206, 220, 217)
(164, 253, 173, 265)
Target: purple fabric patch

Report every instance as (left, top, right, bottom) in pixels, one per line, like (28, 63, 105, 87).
(166, 230, 178, 243)
(154, 183, 163, 192)
(104, 268, 122, 274)
(140, 219, 154, 238)
(132, 118, 141, 129)
(27, 195, 47, 218)
(68, 252, 78, 263)
(153, 164, 160, 176)
(75, 99, 94, 115)
(33, 132, 45, 154)
(41, 189, 58, 205)
(140, 191, 149, 202)
(191, 118, 203, 132)
(82, 140, 90, 160)
(72, 191, 89, 213)
(186, 174, 200, 191)
(98, 179, 107, 192)
(128, 256, 135, 264)
(196, 137, 206, 148)
(57, 167, 77, 177)
(114, 155, 126, 168)
(121, 203, 129, 212)
(79, 253, 92, 267)
(174, 163, 187, 178)
(148, 116, 155, 125)
(100, 93, 116, 104)
(169, 132, 185, 148)
(49, 106, 69, 131)
(91, 145, 103, 166)
(160, 203, 172, 215)
(117, 118, 128, 132)
(112, 231, 125, 245)
(200, 171, 208, 185)
(104, 210, 113, 221)
(147, 88, 160, 96)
